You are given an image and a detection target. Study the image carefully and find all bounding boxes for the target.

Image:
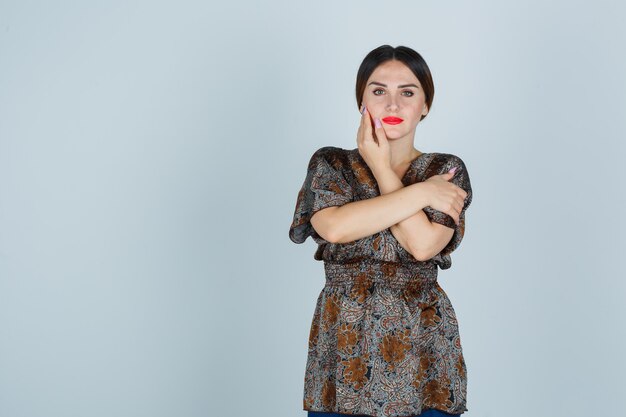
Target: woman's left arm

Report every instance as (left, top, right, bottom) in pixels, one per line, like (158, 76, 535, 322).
(375, 168, 455, 261)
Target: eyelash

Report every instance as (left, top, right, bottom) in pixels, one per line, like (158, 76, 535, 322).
(372, 88, 414, 97)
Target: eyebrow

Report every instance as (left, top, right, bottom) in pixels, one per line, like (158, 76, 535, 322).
(367, 81, 419, 88)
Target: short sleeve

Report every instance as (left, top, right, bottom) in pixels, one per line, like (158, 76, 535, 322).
(422, 154, 473, 269)
(289, 147, 354, 245)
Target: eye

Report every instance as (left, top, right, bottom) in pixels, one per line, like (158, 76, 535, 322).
(402, 90, 414, 97)
(373, 88, 385, 96)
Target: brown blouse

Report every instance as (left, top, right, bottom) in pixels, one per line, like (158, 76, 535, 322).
(289, 146, 473, 417)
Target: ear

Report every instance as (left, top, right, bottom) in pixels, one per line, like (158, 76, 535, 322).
(422, 104, 429, 116)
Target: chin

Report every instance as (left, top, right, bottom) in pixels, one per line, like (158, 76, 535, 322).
(384, 136, 407, 142)
(383, 129, 409, 140)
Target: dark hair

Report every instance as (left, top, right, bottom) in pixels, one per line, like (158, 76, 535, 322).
(355, 45, 434, 121)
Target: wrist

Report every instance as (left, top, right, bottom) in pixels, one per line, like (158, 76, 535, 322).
(409, 182, 432, 210)
(371, 164, 396, 184)
(370, 162, 392, 176)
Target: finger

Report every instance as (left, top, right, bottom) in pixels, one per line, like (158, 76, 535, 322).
(360, 106, 373, 145)
(446, 207, 460, 226)
(443, 196, 462, 225)
(456, 187, 468, 206)
(357, 106, 368, 147)
(454, 188, 466, 212)
(363, 107, 374, 142)
(443, 171, 455, 181)
(454, 199, 464, 217)
(373, 117, 387, 145)
(449, 205, 460, 225)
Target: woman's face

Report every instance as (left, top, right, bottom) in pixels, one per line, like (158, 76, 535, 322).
(361, 60, 428, 142)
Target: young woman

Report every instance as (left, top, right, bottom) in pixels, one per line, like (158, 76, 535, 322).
(289, 45, 473, 417)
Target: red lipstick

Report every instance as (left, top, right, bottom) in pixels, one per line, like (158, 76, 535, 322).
(382, 116, 403, 125)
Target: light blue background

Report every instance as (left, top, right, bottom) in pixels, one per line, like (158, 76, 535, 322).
(1, 1, 625, 417)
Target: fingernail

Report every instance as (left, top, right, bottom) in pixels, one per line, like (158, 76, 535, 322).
(361, 105, 367, 115)
(449, 166, 457, 174)
(374, 117, 381, 128)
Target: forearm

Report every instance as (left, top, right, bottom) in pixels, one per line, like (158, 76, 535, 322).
(374, 168, 437, 258)
(326, 182, 431, 244)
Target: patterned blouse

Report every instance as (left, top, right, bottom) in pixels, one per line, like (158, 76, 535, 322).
(289, 146, 473, 417)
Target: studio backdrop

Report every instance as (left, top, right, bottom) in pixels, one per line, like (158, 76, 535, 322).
(1, 1, 624, 417)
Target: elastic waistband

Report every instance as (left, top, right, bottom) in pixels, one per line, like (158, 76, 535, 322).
(323, 259, 437, 290)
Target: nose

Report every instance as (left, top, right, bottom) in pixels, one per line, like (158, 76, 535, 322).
(385, 95, 399, 112)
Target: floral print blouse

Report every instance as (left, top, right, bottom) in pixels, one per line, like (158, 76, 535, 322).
(289, 146, 473, 417)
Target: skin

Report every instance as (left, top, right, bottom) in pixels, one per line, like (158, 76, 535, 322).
(310, 60, 468, 260)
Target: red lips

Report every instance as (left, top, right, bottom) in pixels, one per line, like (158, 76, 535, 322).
(382, 116, 404, 125)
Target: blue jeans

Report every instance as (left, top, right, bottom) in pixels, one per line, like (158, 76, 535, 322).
(308, 409, 460, 417)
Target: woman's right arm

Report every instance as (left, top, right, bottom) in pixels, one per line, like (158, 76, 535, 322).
(310, 180, 432, 244)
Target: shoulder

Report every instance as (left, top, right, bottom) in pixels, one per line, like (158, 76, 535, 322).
(430, 152, 467, 166)
(311, 146, 348, 159)
(308, 146, 350, 169)
(425, 152, 469, 174)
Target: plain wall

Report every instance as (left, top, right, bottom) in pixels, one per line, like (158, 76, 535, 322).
(1, 1, 624, 416)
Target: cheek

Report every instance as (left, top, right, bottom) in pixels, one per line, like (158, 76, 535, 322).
(409, 101, 425, 116)
(362, 99, 384, 114)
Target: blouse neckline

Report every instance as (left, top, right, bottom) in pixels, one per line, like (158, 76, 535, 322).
(402, 151, 429, 180)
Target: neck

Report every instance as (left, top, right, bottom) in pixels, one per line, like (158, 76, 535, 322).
(389, 138, 420, 168)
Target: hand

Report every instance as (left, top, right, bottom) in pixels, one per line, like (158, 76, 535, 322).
(356, 105, 391, 175)
(423, 169, 468, 225)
